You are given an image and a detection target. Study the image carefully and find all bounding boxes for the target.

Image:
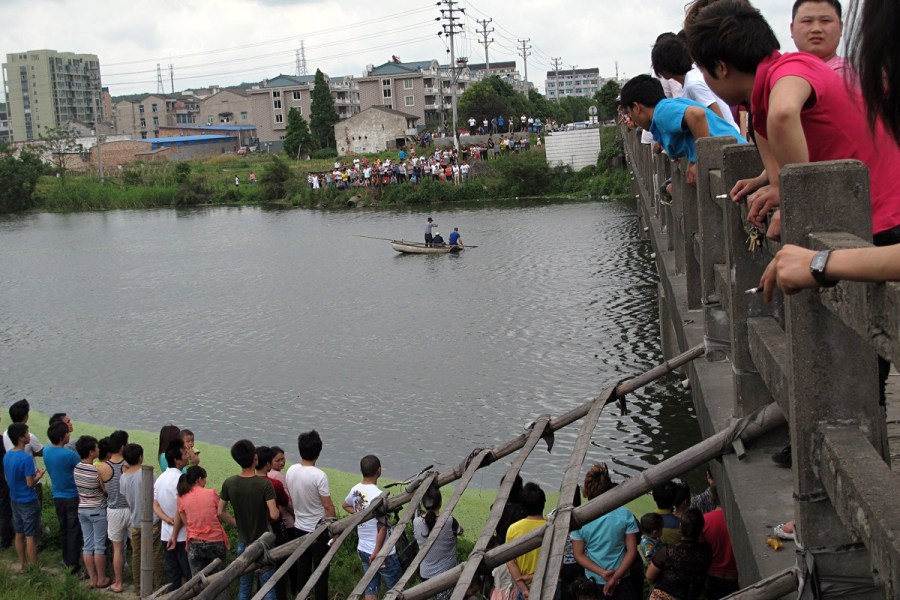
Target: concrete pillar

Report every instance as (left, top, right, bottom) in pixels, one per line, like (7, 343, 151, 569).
(695, 137, 736, 304)
(721, 145, 773, 417)
(781, 159, 884, 598)
(671, 160, 701, 308)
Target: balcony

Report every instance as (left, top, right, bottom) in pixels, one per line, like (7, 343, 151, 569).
(423, 87, 436, 94)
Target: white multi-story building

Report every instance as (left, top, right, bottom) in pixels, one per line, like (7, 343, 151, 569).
(546, 67, 601, 100)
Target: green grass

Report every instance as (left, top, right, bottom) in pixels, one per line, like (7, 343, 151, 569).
(21, 411, 654, 598)
(0, 560, 111, 600)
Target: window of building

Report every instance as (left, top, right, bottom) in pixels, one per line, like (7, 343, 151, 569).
(241, 111, 248, 120)
(140, 117, 146, 128)
(208, 116, 214, 124)
(140, 131, 147, 139)
(383, 89, 392, 98)
(153, 116, 159, 126)
(273, 90, 281, 98)
(382, 79, 391, 86)
(403, 79, 413, 90)
(292, 91, 301, 100)
(151, 103, 158, 112)
(274, 99, 282, 109)
(404, 95, 414, 107)
(275, 114, 283, 123)
(139, 105, 145, 113)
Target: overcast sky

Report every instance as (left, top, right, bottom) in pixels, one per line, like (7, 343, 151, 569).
(0, 0, 801, 98)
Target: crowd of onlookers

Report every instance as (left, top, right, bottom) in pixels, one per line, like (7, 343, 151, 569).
(0, 395, 739, 600)
(305, 136, 540, 191)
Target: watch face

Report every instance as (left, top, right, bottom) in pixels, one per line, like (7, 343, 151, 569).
(811, 252, 827, 273)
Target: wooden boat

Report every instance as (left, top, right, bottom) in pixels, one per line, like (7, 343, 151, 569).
(390, 240, 463, 254)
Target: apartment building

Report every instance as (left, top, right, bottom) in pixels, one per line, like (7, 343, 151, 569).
(198, 88, 252, 126)
(248, 73, 359, 147)
(2, 49, 103, 141)
(467, 61, 530, 93)
(358, 59, 470, 129)
(113, 95, 178, 139)
(0, 102, 10, 143)
(545, 67, 601, 100)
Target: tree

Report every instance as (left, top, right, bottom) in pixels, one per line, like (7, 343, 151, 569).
(457, 75, 531, 126)
(595, 80, 622, 121)
(309, 69, 340, 150)
(260, 155, 294, 200)
(557, 96, 595, 123)
(283, 107, 313, 159)
(39, 123, 81, 178)
(0, 145, 46, 213)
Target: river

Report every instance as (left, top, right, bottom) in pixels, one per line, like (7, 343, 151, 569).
(0, 200, 702, 489)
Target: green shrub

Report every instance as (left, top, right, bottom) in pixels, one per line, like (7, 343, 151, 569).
(260, 156, 294, 201)
(311, 148, 338, 160)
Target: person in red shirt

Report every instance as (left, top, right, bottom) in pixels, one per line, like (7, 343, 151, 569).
(169, 466, 231, 577)
(700, 487, 738, 600)
(684, 0, 900, 244)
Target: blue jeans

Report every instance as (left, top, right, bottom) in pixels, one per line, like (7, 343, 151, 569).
(358, 550, 402, 596)
(11, 498, 41, 536)
(238, 540, 276, 600)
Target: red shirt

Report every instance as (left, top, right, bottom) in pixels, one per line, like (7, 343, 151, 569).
(700, 509, 737, 580)
(177, 487, 230, 548)
(751, 51, 900, 235)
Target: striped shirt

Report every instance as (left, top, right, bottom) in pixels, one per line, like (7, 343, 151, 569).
(75, 461, 107, 510)
(104, 458, 128, 509)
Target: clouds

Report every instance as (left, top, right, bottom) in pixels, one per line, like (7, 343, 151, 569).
(0, 0, 799, 97)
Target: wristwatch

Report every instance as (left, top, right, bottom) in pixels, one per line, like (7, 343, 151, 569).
(810, 249, 838, 287)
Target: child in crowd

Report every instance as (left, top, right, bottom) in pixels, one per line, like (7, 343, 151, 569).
(158, 425, 180, 471)
(3, 423, 44, 572)
(619, 74, 746, 185)
(181, 429, 202, 468)
(342, 455, 402, 600)
(121, 443, 166, 593)
(651, 481, 682, 545)
(75, 435, 110, 588)
(506, 482, 547, 599)
(639, 512, 664, 565)
(171, 465, 230, 577)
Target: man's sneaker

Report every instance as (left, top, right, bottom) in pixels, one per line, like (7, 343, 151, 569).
(772, 445, 792, 468)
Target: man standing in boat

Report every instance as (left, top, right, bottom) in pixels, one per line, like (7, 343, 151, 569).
(449, 227, 464, 248)
(424, 217, 438, 247)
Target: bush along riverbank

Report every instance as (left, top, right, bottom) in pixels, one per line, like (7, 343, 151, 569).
(5, 129, 629, 213)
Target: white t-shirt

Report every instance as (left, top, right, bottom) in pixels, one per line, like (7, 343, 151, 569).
(154, 467, 186, 542)
(285, 464, 330, 532)
(2, 431, 43, 468)
(344, 482, 393, 555)
(682, 67, 738, 132)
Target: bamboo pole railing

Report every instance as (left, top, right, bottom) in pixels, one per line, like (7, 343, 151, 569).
(395, 402, 787, 600)
(160, 343, 706, 600)
(195, 532, 274, 600)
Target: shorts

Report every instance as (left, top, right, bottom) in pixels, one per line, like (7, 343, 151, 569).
(11, 499, 41, 536)
(107, 507, 131, 542)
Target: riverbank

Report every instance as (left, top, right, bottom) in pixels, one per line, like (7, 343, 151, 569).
(12, 411, 655, 597)
(3, 127, 628, 213)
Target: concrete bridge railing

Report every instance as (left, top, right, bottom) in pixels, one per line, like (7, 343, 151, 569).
(623, 125, 900, 598)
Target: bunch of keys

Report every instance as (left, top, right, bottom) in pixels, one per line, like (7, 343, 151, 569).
(746, 227, 762, 253)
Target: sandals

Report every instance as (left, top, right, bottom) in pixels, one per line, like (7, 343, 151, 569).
(773, 523, 796, 541)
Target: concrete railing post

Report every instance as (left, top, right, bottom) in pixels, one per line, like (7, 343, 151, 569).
(695, 137, 735, 305)
(781, 160, 884, 597)
(721, 145, 772, 417)
(671, 160, 701, 308)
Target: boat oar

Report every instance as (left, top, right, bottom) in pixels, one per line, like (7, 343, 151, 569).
(354, 234, 396, 242)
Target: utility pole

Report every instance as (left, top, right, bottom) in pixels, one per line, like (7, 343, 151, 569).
(439, 0, 465, 153)
(551, 57, 562, 101)
(570, 64, 578, 99)
(518, 38, 531, 96)
(168, 64, 174, 94)
(476, 18, 494, 72)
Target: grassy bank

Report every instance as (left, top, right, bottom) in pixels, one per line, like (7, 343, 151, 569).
(17, 128, 628, 213)
(16, 411, 654, 598)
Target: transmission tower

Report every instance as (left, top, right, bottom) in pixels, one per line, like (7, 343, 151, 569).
(300, 40, 308, 76)
(476, 18, 494, 72)
(156, 64, 164, 95)
(169, 64, 174, 94)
